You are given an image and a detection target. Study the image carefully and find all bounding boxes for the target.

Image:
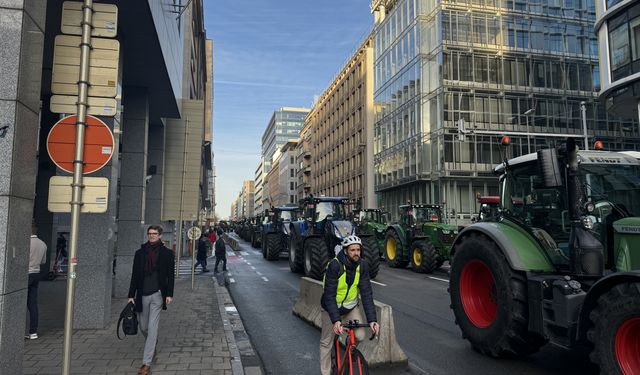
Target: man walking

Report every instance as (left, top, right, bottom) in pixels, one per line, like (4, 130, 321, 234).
(214, 229, 227, 273)
(319, 235, 379, 375)
(26, 224, 47, 340)
(193, 233, 209, 272)
(128, 225, 175, 375)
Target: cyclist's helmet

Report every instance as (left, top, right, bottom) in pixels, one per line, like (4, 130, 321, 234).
(342, 235, 362, 248)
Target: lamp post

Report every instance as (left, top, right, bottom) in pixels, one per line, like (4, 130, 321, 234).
(524, 108, 536, 153)
(581, 101, 589, 150)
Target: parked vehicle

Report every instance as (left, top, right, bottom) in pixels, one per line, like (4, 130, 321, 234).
(353, 208, 388, 258)
(384, 204, 460, 273)
(262, 206, 298, 260)
(473, 196, 500, 222)
(449, 138, 640, 374)
(289, 196, 380, 279)
(250, 214, 265, 248)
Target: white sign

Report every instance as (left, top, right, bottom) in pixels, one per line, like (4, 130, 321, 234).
(187, 226, 202, 240)
(47, 176, 109, 213)
(61, 1, 118, 38)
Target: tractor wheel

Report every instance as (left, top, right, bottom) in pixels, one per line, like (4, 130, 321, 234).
(410, 240, 438, 274)
(288, 230, 304, 273)
(384, 230, 408, 268)
(588, 282, 640, 375)
(266, 233, 281, 261)
(304, 237, 330, 280)
(361, 236, 380, 279)
(251, 232, 258, 248)
(449, 233, 547, 357)
(261, 234, 267, 258)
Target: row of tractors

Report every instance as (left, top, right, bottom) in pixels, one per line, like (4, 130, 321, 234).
(231, 139, 640, 374)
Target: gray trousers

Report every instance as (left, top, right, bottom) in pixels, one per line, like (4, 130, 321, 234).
(319, 307, 366, 375)
(138, 291, 163, 365)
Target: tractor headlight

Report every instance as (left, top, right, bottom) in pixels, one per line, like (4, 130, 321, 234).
(441, 229, 451, 235)
(582, 216, 594, 230)
(585, 202, 595, 213)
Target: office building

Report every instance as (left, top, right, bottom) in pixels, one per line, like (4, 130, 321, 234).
(261, 107, 310, 172)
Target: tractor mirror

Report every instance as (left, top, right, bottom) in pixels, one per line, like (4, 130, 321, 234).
(538, 148, 562, 187)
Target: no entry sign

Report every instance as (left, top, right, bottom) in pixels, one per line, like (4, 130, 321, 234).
(46, 115, 115, 174)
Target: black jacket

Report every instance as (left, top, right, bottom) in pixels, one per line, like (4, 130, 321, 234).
(197, 238, 208, 260)
(321, 250, 377, 324)
(128, 243, 175, 312)
(214, 238, 226, 256)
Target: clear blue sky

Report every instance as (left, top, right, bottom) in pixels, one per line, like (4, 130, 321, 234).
(204, 0, 373, 219)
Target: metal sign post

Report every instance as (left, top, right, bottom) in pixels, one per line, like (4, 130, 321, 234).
(62, 1, 94, 374)
(187, 226, 201, 289)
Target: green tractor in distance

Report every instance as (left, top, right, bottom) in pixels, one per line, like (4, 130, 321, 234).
(353, 208, 389, 258)
(384, 204, 460, 273)
(250, 213, 266, 248)
(448, 139, 640, 374)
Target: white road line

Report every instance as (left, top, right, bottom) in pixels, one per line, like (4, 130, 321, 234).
(241, 251, 249, 256)
(256, 271, 263, 276)
(261, 276, 269, 282)
(227, 273, 232, 277)
(246, 262, 252, 265)
(250, 266, 256, 270)
(427, 276, 450, 283)
(229, 278, 236, 283)
(371, 280, 387, 286)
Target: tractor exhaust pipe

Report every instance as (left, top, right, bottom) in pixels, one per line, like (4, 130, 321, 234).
(566, 139, 604, 277)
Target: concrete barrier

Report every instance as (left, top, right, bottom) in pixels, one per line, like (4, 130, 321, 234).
(222, 233, 240, 251)
(293, 277, 408, 367)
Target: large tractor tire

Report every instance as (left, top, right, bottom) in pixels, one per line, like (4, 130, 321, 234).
(251, 232, 259, 248)
(449, 233, 547, 357)
(261, 234, 267, 258)
(361, 236, 380, 279)
(288, 230, 304, 273)
(384, 230, 409, 268)
(265, 233, 281, 261)
(304, 237, 330, 280)
(588, 282, 640, 375)
(410, 240, 439, 274)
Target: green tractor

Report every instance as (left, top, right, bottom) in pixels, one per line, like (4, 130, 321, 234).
(384, 204, 460, 273)
(250, 213, 265, 248)
(448, 139, 640, 374)
(353, 208, 389, 258)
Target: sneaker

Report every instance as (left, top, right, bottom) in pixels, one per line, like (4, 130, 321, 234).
(138, 364, 150, 375)
(25, 333, 38, 340)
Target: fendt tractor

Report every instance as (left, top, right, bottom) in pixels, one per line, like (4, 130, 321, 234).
(353, 208, 389, 257)
(449, 138, 640, 374)
(262, 206, 298, 260)
(385, 204, 460, 273)
(289, 196, 380, 280)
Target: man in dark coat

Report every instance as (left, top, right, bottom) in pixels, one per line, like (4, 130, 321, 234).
(127, 225, 175, 375)
(194, 233, 209, 272)
(319, 235, 379, 375)
(214, 229, 227, 273)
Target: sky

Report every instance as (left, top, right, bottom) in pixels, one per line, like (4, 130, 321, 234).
(204, 0, 373, 219)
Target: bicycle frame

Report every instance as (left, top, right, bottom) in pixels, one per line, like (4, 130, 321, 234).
(335, 327, 364, 375)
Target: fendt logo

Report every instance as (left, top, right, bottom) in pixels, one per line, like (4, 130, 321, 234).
(613, 225, 640, 234)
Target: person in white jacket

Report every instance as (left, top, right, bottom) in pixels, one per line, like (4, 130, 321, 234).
(26, 224, 47, 340)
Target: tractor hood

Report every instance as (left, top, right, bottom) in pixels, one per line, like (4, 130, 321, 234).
(330, 220, 355, 240)
(422, 222, 459, 244)
(612, 217, 640, 271)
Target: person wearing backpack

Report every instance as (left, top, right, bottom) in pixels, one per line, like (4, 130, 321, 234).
(127, 225, 175, 375)
(213, 229, 227, 273)
(319, 235, 380, 375)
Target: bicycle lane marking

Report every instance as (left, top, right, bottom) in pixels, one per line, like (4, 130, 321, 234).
(371, 280, 387, 286)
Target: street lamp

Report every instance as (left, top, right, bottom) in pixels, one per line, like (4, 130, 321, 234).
(524, 108, 535, 153)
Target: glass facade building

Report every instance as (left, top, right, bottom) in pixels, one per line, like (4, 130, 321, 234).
(261, 107, 310, 172)
(371, 0, 639, 222)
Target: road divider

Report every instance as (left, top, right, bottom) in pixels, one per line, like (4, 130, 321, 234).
(292, 277, 408, 368)
(222, 233, 241, 251)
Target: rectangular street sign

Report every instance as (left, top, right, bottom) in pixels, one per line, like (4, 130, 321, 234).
(48, 176, 110, 213)
(50, 95, 117, 117)
(52, 35, 119, 98)
(61, 1, 118, 38)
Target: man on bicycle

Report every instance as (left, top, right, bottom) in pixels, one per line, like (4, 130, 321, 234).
(320, 235, 380, 375)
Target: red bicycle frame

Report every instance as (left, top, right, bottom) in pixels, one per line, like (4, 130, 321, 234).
(335, 327, 364, 375)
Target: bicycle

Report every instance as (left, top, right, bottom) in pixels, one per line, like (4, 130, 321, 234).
(331, 320, 376, 375)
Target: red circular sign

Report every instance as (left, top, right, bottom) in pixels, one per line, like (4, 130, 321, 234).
(46, 115, 115, 174)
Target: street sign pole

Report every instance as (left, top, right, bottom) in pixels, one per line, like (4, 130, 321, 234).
(62, 1, 93, 374)
(191, 230, 196, 289)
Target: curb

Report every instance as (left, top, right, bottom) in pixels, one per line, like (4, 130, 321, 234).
(214, 278, 263, 375)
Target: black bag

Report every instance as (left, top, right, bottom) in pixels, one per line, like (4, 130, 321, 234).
(117, 302, 138, 339)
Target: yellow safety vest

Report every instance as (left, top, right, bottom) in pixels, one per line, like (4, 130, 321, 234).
(324, 258, 360, 309)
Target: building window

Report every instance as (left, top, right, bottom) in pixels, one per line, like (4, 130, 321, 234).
(290, 181, 295, 190)
(610, 23, 630, 71)
(291, 156, 295, 164)
(290, 168, 295, 177)
(290, 195, 295, 204)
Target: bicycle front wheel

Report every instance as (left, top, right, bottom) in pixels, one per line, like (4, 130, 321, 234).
(331, 348, 369, 375)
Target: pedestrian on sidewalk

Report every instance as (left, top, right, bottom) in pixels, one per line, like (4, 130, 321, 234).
(319, 235, 380, 375)
(194, 233, 209, 272)
(26, 224, 47, 340)
(127, 225, 175, 375)
(214, 229, 227, 273)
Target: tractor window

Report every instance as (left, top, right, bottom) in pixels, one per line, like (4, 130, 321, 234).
(414, 207, 442, 223)
(281, 211, 293, 221)
(580, 163, 640, 219)
(315, 202, 345, 221)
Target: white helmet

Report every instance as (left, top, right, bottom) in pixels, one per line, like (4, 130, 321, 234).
(341, 235, 362, 248)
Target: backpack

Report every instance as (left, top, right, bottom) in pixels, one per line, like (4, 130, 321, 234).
(117, 302, 138, 339)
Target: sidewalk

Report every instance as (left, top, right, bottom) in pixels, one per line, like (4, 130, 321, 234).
(23, 259, 261, 375)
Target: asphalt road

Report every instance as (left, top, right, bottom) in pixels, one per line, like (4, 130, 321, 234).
(225, 233, 598, 375)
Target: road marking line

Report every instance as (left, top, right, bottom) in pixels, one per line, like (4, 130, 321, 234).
(227, 273, 232, 277)
(229, 278, 236, 283)
(256, 271, 263, 276)
(246, 262, 252, 265)
(250, 266, 256, 270)
(427, 276, 450, 283)
(371, 280, 387, 286)
(241, 251, 249, 256)
(261, 277, 269, 282)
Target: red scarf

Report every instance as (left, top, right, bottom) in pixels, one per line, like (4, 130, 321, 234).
(143, 241, 162, 273)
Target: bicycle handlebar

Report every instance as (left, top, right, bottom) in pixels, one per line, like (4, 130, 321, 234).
(340, 320, 377, 340)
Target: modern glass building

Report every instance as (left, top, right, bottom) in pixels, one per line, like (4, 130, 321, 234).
(371, 0, 639, 222)
(261, 107, 310, 172)
(596, 0, 640, 120)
